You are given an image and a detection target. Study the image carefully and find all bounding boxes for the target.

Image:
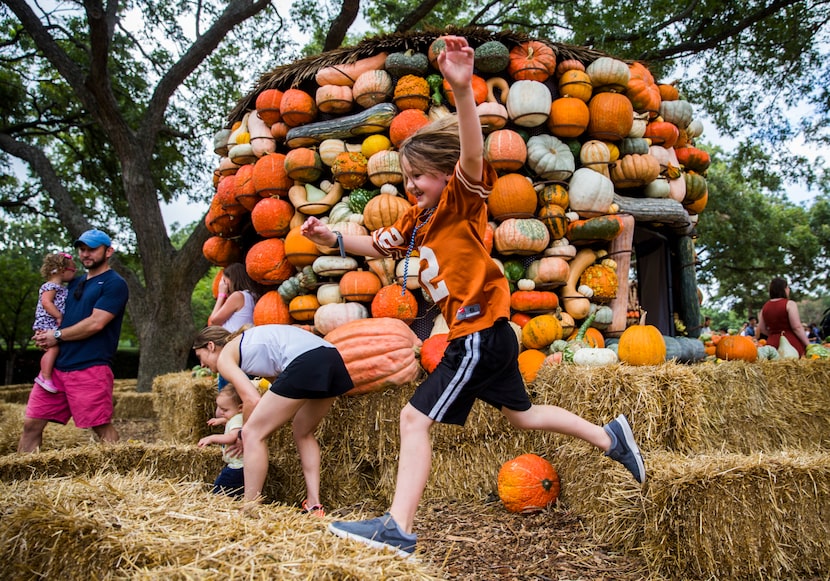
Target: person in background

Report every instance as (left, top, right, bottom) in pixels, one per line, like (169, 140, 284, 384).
(740, 317, 757, 338)
(32, 252, 77, 393)
(192, 324, 354, 516)
(208, 263, 261, 332)
(757, 277, 810, 357)
(20, 229, 129, 452)
(302, 36, 646, 559)
(701, 317, 712, 334)
(807, 322, 821, 344)
(198, 385, 245, 498)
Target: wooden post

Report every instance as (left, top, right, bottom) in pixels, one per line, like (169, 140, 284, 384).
(606, 213, 635, 337)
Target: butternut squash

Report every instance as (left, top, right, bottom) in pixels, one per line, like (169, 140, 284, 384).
(247, 110, 276, 157)
(315, 52, 389, 87)
(285, 103, 397, 148)
(288, 181, 344, 216)
(560, 248, 596, 320)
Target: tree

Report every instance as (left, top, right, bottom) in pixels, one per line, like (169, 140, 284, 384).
(0, 1, 296, 391)
(694, 144, 825, 316)
(310, 0, 827, 189)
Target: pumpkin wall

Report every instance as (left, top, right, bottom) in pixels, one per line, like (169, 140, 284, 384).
(205, 28, 708, 367)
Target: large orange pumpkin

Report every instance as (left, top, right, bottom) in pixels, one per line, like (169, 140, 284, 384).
(324, 317, 423, 396)
(255, 88, 284, 125)
(233, 163, 258, 210)
(517, 349, 547, 383)
(510, 290, 559, 313)
(521, 314, 563, 350)
(279, 88, 317, 127)
(389, 108, 430, 147)
(715, 335, 758, 362)
(586, 93, 634, 141)
(617, 313, 666, 365)
(339, 269, 382, 302)
(547, 97, 590, 138)
(626, 62, 662, 117)
(284, 226, 321, 267)
(497, 453, 560, 513)
(484, 129, 528, 173)
(252, 152, 292, 198)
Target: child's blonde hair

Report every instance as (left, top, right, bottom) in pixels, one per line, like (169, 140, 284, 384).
(218, 385, 243, 407)
(398, 114, 461, 176)
(40, 252, 73, 279)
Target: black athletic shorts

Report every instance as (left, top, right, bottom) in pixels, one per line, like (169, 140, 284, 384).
(270, 346, 354, 399)
(409, 319, 531, 425)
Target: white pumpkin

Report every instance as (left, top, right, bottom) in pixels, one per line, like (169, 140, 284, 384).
(685, 118, 704, 139)
(567, 168, 615, 217)
(659, 100, 694, 129)
(313, 302, 368, 335)
(506, 80, 552, 127)
(644, 176, 671, 198)
(317, 283, 343, 305)
(396, 256, 421, 289)
(312, 255, 359, 277)
(526, 134, 575, 181)
(572, 347, 618, 366)
(628, 111, 650, 138)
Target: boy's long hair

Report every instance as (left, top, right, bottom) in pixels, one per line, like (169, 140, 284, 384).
(398, 114, 460, 176)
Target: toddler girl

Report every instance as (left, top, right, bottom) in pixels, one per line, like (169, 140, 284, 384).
(198, 385, 245, 497)
(32, 252, 76, 393)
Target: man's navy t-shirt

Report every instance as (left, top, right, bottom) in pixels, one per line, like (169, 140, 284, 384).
(56, 269, 129, 371)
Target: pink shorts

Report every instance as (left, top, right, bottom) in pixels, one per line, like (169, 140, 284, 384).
(25, 365, 115, 429)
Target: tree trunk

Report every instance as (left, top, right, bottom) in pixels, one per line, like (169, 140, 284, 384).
(674, 234, 701, 338)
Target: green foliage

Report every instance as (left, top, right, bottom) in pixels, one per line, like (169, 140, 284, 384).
(192, 266, 221, 330)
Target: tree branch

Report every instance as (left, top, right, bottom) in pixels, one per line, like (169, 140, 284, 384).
(324, 0, 360, 51)
(395, 0, 445, 33)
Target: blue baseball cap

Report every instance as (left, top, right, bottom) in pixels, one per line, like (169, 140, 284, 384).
(74, 229, 112, 249)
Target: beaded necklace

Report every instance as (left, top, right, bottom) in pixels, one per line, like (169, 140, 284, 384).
(400, 206, 436, 295)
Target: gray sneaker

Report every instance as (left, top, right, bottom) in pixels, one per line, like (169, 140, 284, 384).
(604, 414, 646, 484)
(328, 512, 417, 558)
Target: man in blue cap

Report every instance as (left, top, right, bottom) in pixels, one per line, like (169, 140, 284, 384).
(19, 229, 129, 452)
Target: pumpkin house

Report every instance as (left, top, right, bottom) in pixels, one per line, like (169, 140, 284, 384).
(206, 27, 707, 372)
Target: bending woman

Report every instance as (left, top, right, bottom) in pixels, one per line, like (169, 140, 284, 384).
(193, 324, 353, 513)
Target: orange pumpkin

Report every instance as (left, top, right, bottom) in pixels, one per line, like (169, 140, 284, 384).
(363, 193, 412, 230)
(715, 335, 758, 362)
(674, 145, 711, 173)
(370, 284, 419, 324)
(494, 218, 550, 256)
(643, 120, 680, 148)
(393, 74, 431, 111)
(497, 453, 560, 513)
(483, 129, 528, 173)
(658, 83, 680, 102)
(508, 41, 557, 82)
(284, 226, 321, 267)
(284, 147, 323, 183)
(567, 326, 605, 348)
(557, 69, 592, 102)
(332, 151, 369, 190)
(537, 203, 568, 240)
(538, 182, 569, 209)
(443, 74, 488, 107)
(251, 197, 294, 238)
(420, 333, 450, 373)
(389, 108, 430, 147)
(245, 238, 295, 286)
(324, 317, 423, 396)
(488, 173, 537, 220)
(511, 312, 532, 328)
(517, 349, 547, 383)
(510, 290, 559, 313)
(232, 163, 258, 210)
(617, 312, 666, 365)
(339, 269, 382, 302)
(555, 58, 585, 76)
(202, 236, 241, 267)
(587, 92, 634, 141)
(279, 88, 317, 127)
(252, 290, 291, 325)
(252, 152, 292, 198)
(626, 62, 662, 117)
(521, 314, 563, 350)
(547, 97, 590, 138)
(288, 294, 320, 322)
(255, 88, 284, 125)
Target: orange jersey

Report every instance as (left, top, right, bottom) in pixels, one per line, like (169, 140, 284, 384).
(371, 161, 510, 340)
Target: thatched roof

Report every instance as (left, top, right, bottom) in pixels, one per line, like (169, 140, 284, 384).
(228, 26, 610, 123)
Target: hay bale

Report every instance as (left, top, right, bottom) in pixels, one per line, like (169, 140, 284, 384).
(0, 387, 32, 405)
(153, 371, 216, 442)
(0, 471, 440, 579)
(113, 391, 155, 419)
(0, 403, 94, 455)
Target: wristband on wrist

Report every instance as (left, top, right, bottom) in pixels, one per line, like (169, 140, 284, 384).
(331, 231, 346, 258)
(218, 293, 228, 299)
